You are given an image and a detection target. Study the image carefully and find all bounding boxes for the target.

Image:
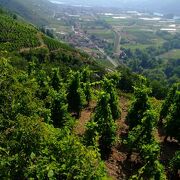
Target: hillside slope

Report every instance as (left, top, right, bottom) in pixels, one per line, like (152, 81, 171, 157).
(0, 9, 102, 73)
(0, 0, 54, 25)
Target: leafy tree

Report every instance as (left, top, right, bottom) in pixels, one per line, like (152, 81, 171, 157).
(86, 92, 116, 158)
(165, 91, 180, 141)
(0, 115, 107, 179)
(126, 86, 151, 129)
(126, 110, 166, 179)
(82, 82, 92, 106)
(0, 57, 16, 119)
(169, 151, 180, 179)
(81, 66, 91, 83)
(126, 110, 157, 159)
(49, 89, 70, 128)
(84, 121, 99, 147)
(159, 83, 179, 124)
(105, 71, 121, 87)
(80, 67, 93, 105)
(50, 68, 62, 91)
(131, 142, 167, 180)
(103, 78, 121, 120)
(27, 60, 36, 75)
(35, 69, 50, 100)
(67, 71, 86, 118)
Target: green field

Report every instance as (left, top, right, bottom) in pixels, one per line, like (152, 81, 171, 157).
(159, 49, 180, 59)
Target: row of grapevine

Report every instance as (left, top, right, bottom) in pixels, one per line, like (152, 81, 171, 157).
(0, 56, 108, 179)
(0, 14, 41, 51)
(125, 87, 167, 179)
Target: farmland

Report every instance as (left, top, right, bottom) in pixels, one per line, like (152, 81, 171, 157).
(46, 5, 180, 63)
(43, 4, 180, 88)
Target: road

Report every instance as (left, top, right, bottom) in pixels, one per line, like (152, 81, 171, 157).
(96, 46, 119, 67)
(71, 25, 119, 67)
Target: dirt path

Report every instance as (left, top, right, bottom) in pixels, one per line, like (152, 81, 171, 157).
(105, 96, 130, 180)
(19, 32, 47, 53)
(74, 101, 96, 135)
(73, 95, 131, 179)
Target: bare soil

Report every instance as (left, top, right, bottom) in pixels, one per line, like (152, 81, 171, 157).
(74, 95, 180, 179)
(74, 101, 96, 135)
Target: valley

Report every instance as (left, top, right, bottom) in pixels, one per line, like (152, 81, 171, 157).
(0, 1, 179, 179)
(47, 4, 180, 64)
(40, 3, 180, 95)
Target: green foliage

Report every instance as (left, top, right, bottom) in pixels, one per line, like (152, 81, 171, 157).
(126, 110, 157, 152)
(117, 66, 140, 92)
(0, 57, 107, 179)
(0, 13, 41, 51)
(49, 89, 70, 128)
(170, 151, 180, 178)
(84, 121, 99, 147)
(35, 69, 50, 100)
(67, 71, 86, 118)
(165, 90, 180, 141)
(105, 71, 121, 87)
(131, 142, 167, 180)
(103, 78, 121, 120)
(126, 110, 167, 179)
(82, 82, 92, 106)
(160, 83, 179, 120)
(122, 39, 180, 92)
(81, 67, 93, 105)
(85, 92, 117, 157)
(126, 86, 151, 129)
(0, 58, 48, 121)
(50, 68, 62, 91)
(43, 36, 68, 51)
(0, 116, 107, 179)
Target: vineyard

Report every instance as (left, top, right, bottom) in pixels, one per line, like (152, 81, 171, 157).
(0, 53, 179, 179)
(0, 5, 179, 180)
(0, 12, 41, 51)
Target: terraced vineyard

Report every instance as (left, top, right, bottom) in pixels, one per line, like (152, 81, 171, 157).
(0, 12, 41, 51)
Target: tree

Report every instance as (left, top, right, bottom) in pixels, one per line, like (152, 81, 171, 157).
(126, 110, 157, 159)
(0, 115, 107, 179)
(165, 91, 180, 141)
(81, 67, 92, 106)
(85, 92, 116, 158)
(81, 66, 91, 84)
(159, 83, 179, 125)
(49, 89, 70, 128)
(67, 71, 86, 118)
(82, 82, 92, 106)
(169, 151, 180, 179)
(131, 142, 167, 180)
(126, 86, 151, 129)
(84, 121, 99, 147)
(103, 78, 121, 120)
(35, 69, 50, 100)
(50, 68, 62, 91)
(125, 110, 166, 179)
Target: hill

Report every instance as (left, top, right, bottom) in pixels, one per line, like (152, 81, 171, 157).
(50, 0, 180, 15)
(0, 8, 103, 73)
(0, 0, 54, 25)
(0, 5, 179, 180)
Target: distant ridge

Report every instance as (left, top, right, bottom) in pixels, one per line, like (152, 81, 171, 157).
(49, 0, 180, 15)
(0, 0, 54, 25)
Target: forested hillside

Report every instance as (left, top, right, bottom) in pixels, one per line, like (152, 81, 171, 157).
(0, 0, 53, 25)
(0, 6, 179, 180)
(0, 9, 102, 73)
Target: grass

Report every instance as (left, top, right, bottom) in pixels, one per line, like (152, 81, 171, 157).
(122, 43, 151, 50)
(87, 29, 114, 39)
(159, 49, 180, 59)
(96, 58, 115, 69)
